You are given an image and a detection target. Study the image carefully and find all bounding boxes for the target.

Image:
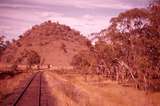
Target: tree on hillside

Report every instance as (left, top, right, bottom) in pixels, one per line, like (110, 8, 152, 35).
(94, 40, 119, 79)
(149, 0, 160, 6)
(5, 40, 11, 47)
(27, 50, 41, 69)
(18, 50, 41, 69)
(71, 50, 97, 74)
(0, 36, 6, 55)
(0, 36, 9, 58)
(61, 43, 67, 53)
(71, 51, 91, 71)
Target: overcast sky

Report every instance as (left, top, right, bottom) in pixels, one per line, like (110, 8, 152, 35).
(0, 0, 149, 40)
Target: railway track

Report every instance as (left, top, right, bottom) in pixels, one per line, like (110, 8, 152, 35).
(11, 72, 42, 106)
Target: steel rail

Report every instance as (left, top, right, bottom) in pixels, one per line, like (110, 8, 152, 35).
(13, 72, 40, 106)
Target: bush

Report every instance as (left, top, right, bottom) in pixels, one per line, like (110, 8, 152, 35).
(18, 50, 41, 69)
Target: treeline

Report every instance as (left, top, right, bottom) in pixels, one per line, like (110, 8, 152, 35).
(0, 36, 11, 58)
(0, 35, 41, 68)
(72, 0, 160, 91)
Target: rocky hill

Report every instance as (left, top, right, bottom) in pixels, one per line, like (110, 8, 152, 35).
(1, 20, 90, 67)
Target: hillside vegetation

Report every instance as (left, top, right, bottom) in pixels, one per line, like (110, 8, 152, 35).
(1, 21, 90, 67)
(72, 1, 160, 91)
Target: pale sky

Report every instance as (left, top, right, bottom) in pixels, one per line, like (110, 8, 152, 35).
(0, 0, 149, 40)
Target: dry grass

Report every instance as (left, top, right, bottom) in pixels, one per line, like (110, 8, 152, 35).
(1, 70, 159, 106)
(45, 71, 160, 106)
(0, 72, 33, 104)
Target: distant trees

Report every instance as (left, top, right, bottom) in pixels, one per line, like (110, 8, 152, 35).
(72, 40, 119, 79)
(18, 50, 41, 69)
(0, 36, 6, 56)
(5, 40, 11, 47)
(72, 51, 90, 70)
(0, 35, 10, 58)
(18, 35, 23, 39)
(71, 50, 97, 80)
(150, 0, 160, 6)
(61, 43, 67, 53)
(26, 50, 41, 69)
(94, 40, 118, 77)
